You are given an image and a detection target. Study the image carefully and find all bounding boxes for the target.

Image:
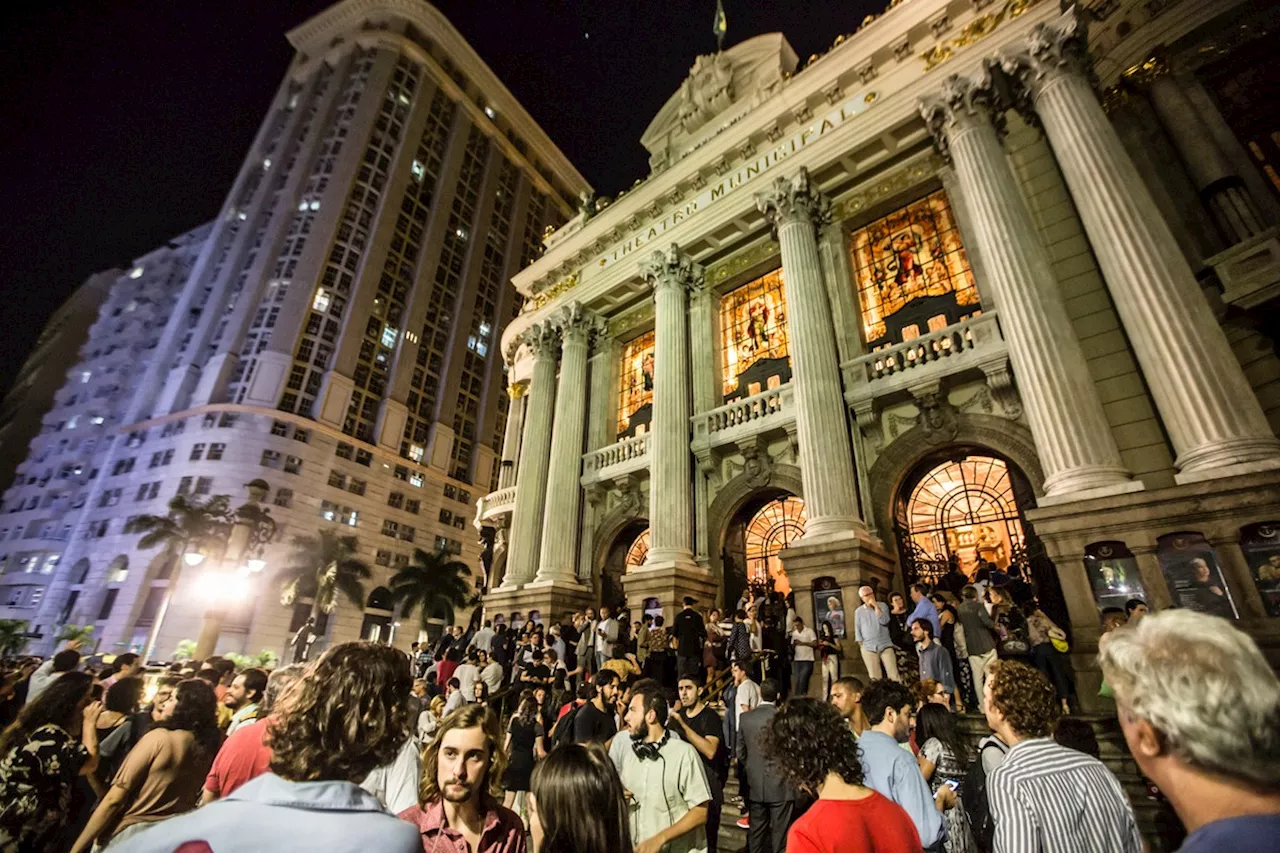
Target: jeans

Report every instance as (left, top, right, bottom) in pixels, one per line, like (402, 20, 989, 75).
(821, 655, 839, 697)
(596, 651, 607, 672)
(747, 799, 795, 853)
(1032, 643, 1073, 705)
(677, 655, 701, 682)
(969, 648, 998, 699)
(706, 795, 722, 853)
(792, 660, 814, 697)
(860, 646, 900, 681)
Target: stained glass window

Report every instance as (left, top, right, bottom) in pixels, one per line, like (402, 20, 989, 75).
(848, 190, 980, 350)
(744, 496, 806, 595)
(720, 268, 791, 401)
(618, 331, 655, 439)
(904, 455, 1023, 578)
(624, 528, 650, 569)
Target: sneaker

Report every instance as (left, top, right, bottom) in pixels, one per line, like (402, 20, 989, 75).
(736, 816, 750, 829)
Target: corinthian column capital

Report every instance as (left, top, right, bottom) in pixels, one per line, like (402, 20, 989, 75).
(1001, 6, 1091, 105)
(755, 167, 831, 237)
(548, 301, 606, 346)
(640, 243, 704, 295)
(521, 320, 561, 360)
(919, 66, 1007, 164)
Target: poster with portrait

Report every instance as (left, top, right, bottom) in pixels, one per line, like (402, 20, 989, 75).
(813, 576, 846, 639)
(1238, 521, 1280, 617)
(1156, 532, 1238, 620)
(1082, 540, 1148, 614)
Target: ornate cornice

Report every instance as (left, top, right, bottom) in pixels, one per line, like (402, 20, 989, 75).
(918, 66, 1007, 165)
(706, 238, 780, 288)
(755, 167, 832, 237)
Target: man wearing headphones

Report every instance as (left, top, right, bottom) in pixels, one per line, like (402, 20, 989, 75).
(613, 679, 712, 853)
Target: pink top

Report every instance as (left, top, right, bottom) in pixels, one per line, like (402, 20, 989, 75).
(398, 795, 526, 853)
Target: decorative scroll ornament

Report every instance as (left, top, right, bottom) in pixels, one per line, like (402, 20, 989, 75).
(549, 301, 607, 345)
(1000, 5, 1092, 114)
(755, 167, 832, 238)
(918, 67, 1007, 165)
(639, 243, 703, 294)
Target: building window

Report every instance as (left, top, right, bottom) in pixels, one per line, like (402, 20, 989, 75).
(261, 449, 282, 468)
(328, 470, 347, 489)
(203, 413, 218, 429)
(190, 443, 206, 461)
(348, 478, 367, 496)
(375, 549, 392, 567)
(399, 525, 416, 543)
(444, 484, 457, 499)
(382, 519, 399, 538)
(176, 477, 193, 496)
(273, 488, 293, 508)
(336, 442, 355, 459)
(320, 500, 339, 522)
(393, 466, 409, 482)
(388, 492, 404, 509)
(618, 329, 655, 439)
(744, 496, 807, 594)
(720, 268, 791, 401)
(218, 413, 238, 428)
(458, 490, 471, 504)
(409, 472, 424, 488)
(194, 477, 213, 496)
(405, 499, 420, 515)
(848, 189, 979, 350)
(111, 458, 136, 476)
(439, 508, 453, 524)
(208, 443, 226, 460)
(355, 449, 373, 467)
(340, 507, 359, 527)
(284, 455, 302, 474)
(271, 420, 289, 437)
(97, 588, 119, 621)
(408, 443, 425, 463)
(293, 428, 310, 443)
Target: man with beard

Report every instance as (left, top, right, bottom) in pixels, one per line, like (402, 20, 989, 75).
(399, 703, 525, 852)
(223, 667, 268, 734)
(672, 676, 727, 853)
(613, 680, 711, 853)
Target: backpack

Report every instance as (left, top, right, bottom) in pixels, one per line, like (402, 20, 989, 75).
(963, 735, 1009, 852)
(552, 703, 583, 750)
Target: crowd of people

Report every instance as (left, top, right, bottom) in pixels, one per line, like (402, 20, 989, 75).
(0, 594, 1275, 853)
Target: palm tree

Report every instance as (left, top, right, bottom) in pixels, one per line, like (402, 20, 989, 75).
(55, 623, 95, 647)
(390, 548, 475, 627)
(0, 619, 29, 657)
(278, 530, 372, 625)
(124, 495, 234, 660)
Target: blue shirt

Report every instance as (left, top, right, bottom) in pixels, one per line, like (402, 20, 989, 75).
(908, 596, 942, 637)
(111, 772, 421, 853)
(854, 603, 893, 653)
(858, 729, 945, 848)
(1177, 814, 1280, 853)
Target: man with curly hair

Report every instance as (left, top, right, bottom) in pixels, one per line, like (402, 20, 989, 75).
(111, 642, 421, 853)
(1099, 610, 1280, 852)
(984, 660, 1140, 853)
(398, 702, 524, 852)
(763, 697, 922, 852)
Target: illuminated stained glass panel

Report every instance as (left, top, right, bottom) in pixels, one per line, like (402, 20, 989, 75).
(906, 455, 1024, 577)
(849, 190, 980, 350)
(624, 529, 650, 569)
(720, 269, 791, 401)
(744, 496, 806, 595)
(617, 331, 655, 439)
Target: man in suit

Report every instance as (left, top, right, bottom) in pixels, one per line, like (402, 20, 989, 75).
(737, 679, 798, 853)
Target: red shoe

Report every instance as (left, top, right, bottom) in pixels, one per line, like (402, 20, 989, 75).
(736, 816, 750, 829)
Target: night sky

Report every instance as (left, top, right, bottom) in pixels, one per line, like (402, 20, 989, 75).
(0, 0, 878, 398)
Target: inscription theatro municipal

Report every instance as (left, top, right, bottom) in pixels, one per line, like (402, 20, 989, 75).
(594, 88, 879, 272)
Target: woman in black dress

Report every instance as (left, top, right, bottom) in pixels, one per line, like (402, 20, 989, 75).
(502, 689, 544, 810)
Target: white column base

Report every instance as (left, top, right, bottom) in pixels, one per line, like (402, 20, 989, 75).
(800, 516, 872, 547)
(1036, 478, 1145, 508)
(641, 549, 701, 574)
(1175, 455, 1280, 486)
(1041, 465, 1143, 501)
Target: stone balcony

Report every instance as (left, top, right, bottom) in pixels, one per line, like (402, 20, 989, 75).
(842, 311, 1009, 407)
(474, 485, 516, 524)
(581, 433, 649, 486)
(691, 383, 795, 453)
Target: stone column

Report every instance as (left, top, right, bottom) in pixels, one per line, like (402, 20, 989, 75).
(640, 246, 699, 571)
(756, 169, 865, 542)
(497, 387, 526, 489)
(1004, 9, 1280, 482)
(1140, 64, 1266, 245)
(500, 323, 558, 588)
(920, 71, 1139, 502)
(689, 279, 721, 564)
(535, 304, 601, 584)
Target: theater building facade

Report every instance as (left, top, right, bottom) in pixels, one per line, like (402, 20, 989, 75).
(478, 0, 1280, 702)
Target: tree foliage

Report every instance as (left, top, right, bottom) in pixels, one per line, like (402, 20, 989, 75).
(390, 548, 475, 626)
(277, 530, 371, 620)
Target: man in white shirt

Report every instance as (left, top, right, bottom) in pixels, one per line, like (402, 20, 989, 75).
(789, 617, 818, 698)
(442, 677, 465, 716)
(26, 648, 80, 705)
(595, 605, 619, 672)
(453, 651, 481, 702)
(467, 619, 495, 654)
(478, 650, 503, 694)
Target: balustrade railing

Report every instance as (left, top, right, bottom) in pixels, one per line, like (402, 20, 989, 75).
(843, 312, 1006, 402)
(583, 433, 649, 473)
(692, 383, 794, 445)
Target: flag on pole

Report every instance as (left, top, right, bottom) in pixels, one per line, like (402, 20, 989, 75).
(713, 0, 727, 50)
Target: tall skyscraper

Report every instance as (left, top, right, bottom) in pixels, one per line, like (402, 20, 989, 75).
(1, 0, 586, 658)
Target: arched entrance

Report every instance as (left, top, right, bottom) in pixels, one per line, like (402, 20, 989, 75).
(602, 521, 648, 610)
(361, 586, 395, 644)
(893, 447, 1069, 634)
(722, 491, 806, 611)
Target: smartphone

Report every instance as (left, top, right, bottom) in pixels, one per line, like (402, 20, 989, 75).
(943, 779, 960, 791)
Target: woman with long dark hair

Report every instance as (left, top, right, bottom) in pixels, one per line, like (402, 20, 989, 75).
(528, 743, 632, 853)
(818, 620, 841, 699)
(70, 678, 222, 852)
(98, 676, 143, 734)
(0, 671, 102, 853)
(501, 688, 544, 809)
(915, 703, 976, 853)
